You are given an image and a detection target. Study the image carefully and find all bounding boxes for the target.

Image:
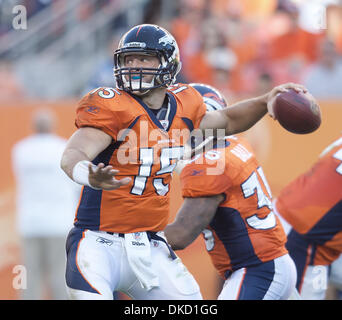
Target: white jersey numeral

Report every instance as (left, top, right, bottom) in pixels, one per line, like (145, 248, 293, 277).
(131, 146, 184, 196)
(320, 137, 342, 157)
(170, 85, 188, 94)
(241, 167, 276, 230)
(90, 87, 120, 99)
(333, 148, 342, 175)
(130, 148, 154, 195)
(245, 212, 276, 230)
(202, 229, 215, 252)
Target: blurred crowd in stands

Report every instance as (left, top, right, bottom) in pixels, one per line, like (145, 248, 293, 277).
(166, 0, 342, 101)
(0, 0, 342, 100)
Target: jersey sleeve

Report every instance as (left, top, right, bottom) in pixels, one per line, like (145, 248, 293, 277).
(176, 84, 206, 130)
(75, 91, 120, 140)
(180, 157, 231, 198)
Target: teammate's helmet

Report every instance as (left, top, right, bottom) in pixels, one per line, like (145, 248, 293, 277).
(114, 24, 181, 94)
(190, 83, 228, 111)
(189, 83, 228, 149)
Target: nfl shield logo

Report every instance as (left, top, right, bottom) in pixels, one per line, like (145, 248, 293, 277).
(133, 232, 142, 241)
(152, 240, 159, 247)
(160, 120, 169, 131)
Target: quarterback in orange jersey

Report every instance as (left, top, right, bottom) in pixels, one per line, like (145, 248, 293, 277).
(60, 24, 306, 300)
(274, 134, 342, 299)
(165, 84, 297, 300)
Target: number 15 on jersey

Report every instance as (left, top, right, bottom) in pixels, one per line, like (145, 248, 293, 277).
(131, 146, 184, 196)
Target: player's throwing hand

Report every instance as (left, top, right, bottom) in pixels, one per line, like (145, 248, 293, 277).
(266, 82, 308, 119)
(88, 163, 131, 190)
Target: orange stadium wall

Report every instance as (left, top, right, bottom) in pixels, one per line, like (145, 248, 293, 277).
(0, 99, 341, 300)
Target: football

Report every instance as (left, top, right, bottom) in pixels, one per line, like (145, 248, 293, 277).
(273, 89, 321, 134)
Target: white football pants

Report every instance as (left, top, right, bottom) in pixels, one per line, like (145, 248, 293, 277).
(65, 228, 202, 300)
(218, 254, 297, 300)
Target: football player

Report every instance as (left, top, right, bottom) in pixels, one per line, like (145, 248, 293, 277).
(273, 134, 342, 299)
(60, 24, 305, 300)
(165, 83, 297, 300)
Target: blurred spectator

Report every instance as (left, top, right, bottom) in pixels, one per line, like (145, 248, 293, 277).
(206, 45, 240, 100)
(302, 38, 342, 99)
(180, 17, 220, 84)
(326, 1, 342, 53)
(171, 5, 244, 97)
(267, 1, 325, 83)
(231, 0, 324, 88)
(273, 0, 325, 62)
(170, 0, 207, 76)
(11, 109, 81, 300)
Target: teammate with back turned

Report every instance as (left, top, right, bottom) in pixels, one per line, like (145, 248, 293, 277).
(165, 83, 298, 300)
(60, 23, 306, 300)
(273, 134, 342, 299)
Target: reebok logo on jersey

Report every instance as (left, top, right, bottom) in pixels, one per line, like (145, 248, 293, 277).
(96, 237, 113, 246)
(190, 169, 204, 176)
(86, 106, 99, 114)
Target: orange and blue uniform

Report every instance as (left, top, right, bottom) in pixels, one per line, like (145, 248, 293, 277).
(275, 134, 342, 290)
(74, 84, 206, 233)
(180, 136, 288, 279)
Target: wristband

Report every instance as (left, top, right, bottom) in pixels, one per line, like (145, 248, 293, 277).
(72, 160, 101, 190)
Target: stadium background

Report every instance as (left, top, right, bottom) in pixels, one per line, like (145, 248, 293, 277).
(0, 0, 341, 299)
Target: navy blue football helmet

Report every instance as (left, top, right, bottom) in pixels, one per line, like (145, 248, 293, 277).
(189, 83, 228, 111)
(189, 83, 228, 149)
(114, 24, 181, 94)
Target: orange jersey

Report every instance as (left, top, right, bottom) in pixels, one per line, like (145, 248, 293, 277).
(275, 134, 342, 264)
(74, 84, 206, 233)
(180, 136, 287, 278)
